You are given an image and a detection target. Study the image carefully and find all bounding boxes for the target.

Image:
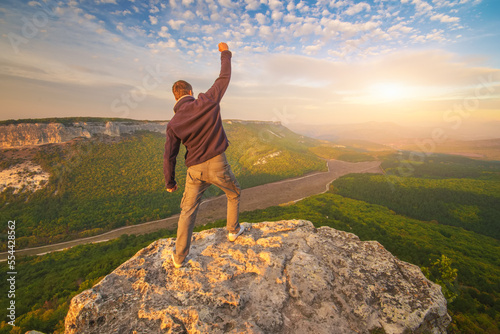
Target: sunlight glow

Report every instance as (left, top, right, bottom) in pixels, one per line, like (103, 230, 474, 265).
(370, 83, 411, 102)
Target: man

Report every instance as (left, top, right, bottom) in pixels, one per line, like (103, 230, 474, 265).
(164, 42, 245, 269)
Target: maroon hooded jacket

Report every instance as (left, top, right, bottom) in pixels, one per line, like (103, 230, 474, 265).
(163, 50, 232, 189)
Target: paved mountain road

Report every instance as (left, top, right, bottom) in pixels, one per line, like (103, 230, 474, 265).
(0, 159, 382, 260)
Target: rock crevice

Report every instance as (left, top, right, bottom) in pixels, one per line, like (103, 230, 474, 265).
(65, 220, 451, 334)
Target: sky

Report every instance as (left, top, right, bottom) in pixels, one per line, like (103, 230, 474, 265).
(0, 0, 499, 129)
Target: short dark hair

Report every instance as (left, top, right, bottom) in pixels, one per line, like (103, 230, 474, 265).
(172, 80, 192, 100)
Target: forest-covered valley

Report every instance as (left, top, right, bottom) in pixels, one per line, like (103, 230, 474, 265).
(0, 120, 344, 250)
(0, 120, 499, 333)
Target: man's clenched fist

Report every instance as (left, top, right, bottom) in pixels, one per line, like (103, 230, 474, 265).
(218, 42, 229, 52)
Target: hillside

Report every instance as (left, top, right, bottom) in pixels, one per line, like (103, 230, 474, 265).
(0, 119, 330, 250)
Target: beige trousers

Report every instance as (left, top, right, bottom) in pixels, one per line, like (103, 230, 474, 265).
(173, 152, 241, 263)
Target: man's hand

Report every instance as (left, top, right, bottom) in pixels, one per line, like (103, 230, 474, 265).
(218, 42, 229, 52)
(167, 184, 178, 193)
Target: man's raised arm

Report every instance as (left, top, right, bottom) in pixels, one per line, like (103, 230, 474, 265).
(203, 43, 232, 101)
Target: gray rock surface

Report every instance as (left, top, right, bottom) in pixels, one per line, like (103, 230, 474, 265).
(65, 220, 451, 334)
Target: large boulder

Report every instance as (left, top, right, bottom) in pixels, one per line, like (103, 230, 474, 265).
(65, 220, 451, 333)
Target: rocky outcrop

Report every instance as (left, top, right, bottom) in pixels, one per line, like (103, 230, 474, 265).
(0, 121, 168, 148)
(0, 161, 50, 194)
(65, 220, 451, 334)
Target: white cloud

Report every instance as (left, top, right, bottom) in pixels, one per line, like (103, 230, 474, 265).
(412, 0, 433, 14)
(284, 13, 301, 23)
(148, 39, 177, 49)
(111, 9, 132, 15)
(296, 1, 310, 13)
(259, 25, 272, 38)
(271, 10, 283, 21)
(243, 45, 268, 52)
(245, 0, 260, 10)
(182, 0, 195, 5)
(320, 17, 381, 37)
(95, 0, 117, 4)
(199, 24, 219, 34)
(211, 12, 221, 21)
(304, 42, 324, 55)
(293, 20, 319, 37)
(84, 13, 96, 20)
(431, 13, 460, 23)
(219, 0, 235, 8)
(425, 29, 446, 41)
(130, 25, 146, 36)
(178, 39, 189, 48)
(149, 15, 158, 25)
(183, 10, 195, 20)
(388, 22, 413, 34)
(432, 0, 477, 7)
(255, 12, 267, 25)
(150, 5, 159, 13)
(168, 19, 186, 29)
(158, 26, 170, 38)
(344, 2, 371, 15)
(268, 0, 283, 10)
(241, 22, 256, 36)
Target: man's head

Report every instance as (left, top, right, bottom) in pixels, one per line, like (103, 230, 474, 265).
(172, 80, 193, 101)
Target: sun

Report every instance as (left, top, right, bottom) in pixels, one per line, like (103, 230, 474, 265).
(370, 82, 409, 102)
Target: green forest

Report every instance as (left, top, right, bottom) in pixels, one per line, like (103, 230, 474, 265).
(0, 121, 327, 250)
(332, 154, 500, 240)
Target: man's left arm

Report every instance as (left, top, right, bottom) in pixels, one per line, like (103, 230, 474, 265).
(163, 127, 181, 192)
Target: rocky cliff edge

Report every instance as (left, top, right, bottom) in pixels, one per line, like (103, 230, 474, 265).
(0, 121, 168, 148)
(64, 220, 451, 334)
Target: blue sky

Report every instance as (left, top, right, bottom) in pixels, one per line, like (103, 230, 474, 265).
(0, 0, 499, 128)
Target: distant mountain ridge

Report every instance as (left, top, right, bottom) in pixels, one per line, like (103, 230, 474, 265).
(290, 120, 500, 144)
(289, 120, 500, 160)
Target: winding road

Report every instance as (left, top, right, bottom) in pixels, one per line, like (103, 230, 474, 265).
(0, 159, 382, 261)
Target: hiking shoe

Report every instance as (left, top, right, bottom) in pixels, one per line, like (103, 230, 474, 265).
(171, 253, 183, 268)
(228, 226, 246, 242)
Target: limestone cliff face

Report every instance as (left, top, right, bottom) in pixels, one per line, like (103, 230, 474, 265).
(65, 220, 451, 334)
(0, 121, 168, 148)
